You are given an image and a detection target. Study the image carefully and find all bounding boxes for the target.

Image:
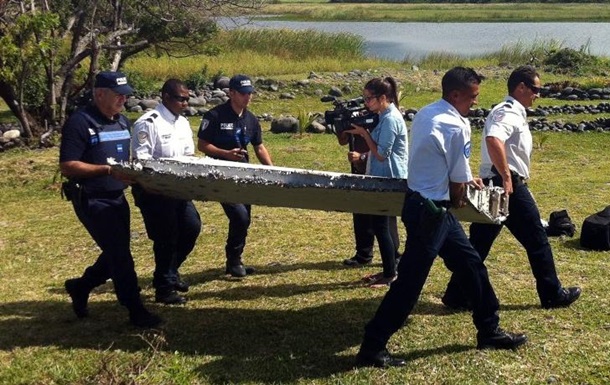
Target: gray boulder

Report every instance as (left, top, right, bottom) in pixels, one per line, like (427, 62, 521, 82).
(215, 76, 230, 89)
(270, 116, 299, 133)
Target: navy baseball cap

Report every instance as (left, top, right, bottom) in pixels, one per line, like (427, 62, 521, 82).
(229, 74, 254, 94)
(94, 71, 134, 95)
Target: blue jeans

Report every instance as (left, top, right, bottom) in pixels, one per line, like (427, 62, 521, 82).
(361, 193, 500, 353)
(445, 180, 562, 304)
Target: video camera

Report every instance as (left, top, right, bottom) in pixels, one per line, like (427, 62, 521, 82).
(323, 96, 379, 136)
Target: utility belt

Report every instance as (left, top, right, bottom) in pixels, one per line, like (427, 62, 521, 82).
(406, 188, 451, 211)
(61, 180, 122, 201)
(406, 188, 448, 241)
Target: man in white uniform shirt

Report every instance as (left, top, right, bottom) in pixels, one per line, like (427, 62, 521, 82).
(442, 65, 581, 310)
(132, 79, 202, 305)
(355, 67, 527, 368)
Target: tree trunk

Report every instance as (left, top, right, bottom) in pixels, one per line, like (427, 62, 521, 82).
(0, 80, 42, 138)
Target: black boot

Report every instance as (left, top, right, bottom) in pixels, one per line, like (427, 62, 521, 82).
(65, 278, 91, 318)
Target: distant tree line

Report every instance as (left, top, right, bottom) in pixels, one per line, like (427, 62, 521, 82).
(330, 0, 610, 3)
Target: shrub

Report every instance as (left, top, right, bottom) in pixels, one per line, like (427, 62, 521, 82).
(543, 47, 598, 75)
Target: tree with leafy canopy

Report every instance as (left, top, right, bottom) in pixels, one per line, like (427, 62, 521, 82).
(0, 0, 262, 144)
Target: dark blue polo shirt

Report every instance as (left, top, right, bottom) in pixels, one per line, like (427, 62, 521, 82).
(197, 102, 262, 163)
(59, 104, 131, 193)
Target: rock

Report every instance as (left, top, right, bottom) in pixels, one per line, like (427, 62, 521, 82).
(211, 89, 227, 98)
(270, 116, 299, 133)
(2, 130, 20, 139)
(139, 99, 159, 109)
(297, 80, 310, 87)
(125, 98, 141, 109)
(307, 121, 327, 134)
(279, 93, 295, 100)
(188, 97, 207, 107)
(206, 97, 224, 106)
(214, 76, 230, 89)
(329, 86, 343, 97)
(128, 105, 143, 113)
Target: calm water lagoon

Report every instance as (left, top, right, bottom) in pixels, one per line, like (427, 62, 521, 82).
(229, 19, 610, 60)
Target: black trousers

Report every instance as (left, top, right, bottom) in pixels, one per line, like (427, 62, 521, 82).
(444, 179, 562, 304)
(133, 186, 201, 291)
(353, 214, 400, 260)
(221, 202, 251, 262)
(71, 192, 142, 308)
(361, 193, 500, 353)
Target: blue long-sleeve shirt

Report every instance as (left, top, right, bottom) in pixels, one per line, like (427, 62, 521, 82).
(368, 103, 408, 179)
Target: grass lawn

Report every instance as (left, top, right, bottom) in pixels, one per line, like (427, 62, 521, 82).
(0, 112, 609, 383)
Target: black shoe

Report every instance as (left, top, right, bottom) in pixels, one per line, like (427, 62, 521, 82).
(477, 327, 528, 350)
(225, 263, 256, 277)
(542, 287, 581, 309)
(129, 307, 163, 328)
(441, 294, 473, 312)
(65, 278, 90, 318)
(173, 276, 189, 293)
(343, 255, 373, 267)
(155, 289, 187, 305)
(355, 348, 406, 368)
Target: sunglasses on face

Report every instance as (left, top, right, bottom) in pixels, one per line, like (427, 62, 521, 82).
(171, 94, 190, 103)
(525, 83, 541, 95)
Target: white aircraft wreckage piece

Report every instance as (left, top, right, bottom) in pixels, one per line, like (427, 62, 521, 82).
(110, 156, 508, 224)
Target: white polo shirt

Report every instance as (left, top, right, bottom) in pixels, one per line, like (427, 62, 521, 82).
(479, 96, 532, 179)
(132, 103, 195, 160)
(408, 99, 474, 201)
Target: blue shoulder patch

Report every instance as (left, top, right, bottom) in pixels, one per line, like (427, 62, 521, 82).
(464, 141, 471, 158)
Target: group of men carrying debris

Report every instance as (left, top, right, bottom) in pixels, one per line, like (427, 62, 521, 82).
(59, 66, 580, 367)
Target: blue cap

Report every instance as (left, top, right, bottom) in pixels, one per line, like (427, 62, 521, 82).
(94, 71, 134, 95)
(229, 74, 254, 94)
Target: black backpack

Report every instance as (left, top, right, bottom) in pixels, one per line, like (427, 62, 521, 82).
(580, 206, 610, 250)
(546, 209, 576, 237)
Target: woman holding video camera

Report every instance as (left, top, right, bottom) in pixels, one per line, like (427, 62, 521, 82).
(345, 77, 408, 286)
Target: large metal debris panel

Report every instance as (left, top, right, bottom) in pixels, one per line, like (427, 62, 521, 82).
(111, 156, 505, 223)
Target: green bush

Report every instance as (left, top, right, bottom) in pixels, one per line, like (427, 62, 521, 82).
(543, 47, 598, 74)
(123, 70, 159, 97)
(184, 66, 211, 91)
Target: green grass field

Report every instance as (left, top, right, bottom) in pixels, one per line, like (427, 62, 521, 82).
(2, 3, 610, 382)
(1, 112, 609, 383)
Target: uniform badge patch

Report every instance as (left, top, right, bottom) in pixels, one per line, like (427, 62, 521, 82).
(200, 119, 210, 131)
(492, 110, 506, 122)
(137, 130, 148, 144)
(464, 141, 471, 158)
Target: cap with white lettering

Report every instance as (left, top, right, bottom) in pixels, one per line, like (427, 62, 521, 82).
(94, 71, 134, 95)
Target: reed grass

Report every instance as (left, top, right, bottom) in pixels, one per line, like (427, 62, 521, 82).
(258, 3, 610, 22)
(125, 29, 393, 81)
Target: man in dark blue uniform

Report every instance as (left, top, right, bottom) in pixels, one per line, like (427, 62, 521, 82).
(442, 65, 581, 310)
(355, 67, 527, 368)
(60, 71, 162, 328)
(197, 74, 273, 277)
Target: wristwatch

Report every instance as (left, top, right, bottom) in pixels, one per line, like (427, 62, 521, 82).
(359, 153, 367, 161)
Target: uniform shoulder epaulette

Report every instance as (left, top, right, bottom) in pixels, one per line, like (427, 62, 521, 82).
(145, 112, 159, 123)
(501, 99, 514, 109)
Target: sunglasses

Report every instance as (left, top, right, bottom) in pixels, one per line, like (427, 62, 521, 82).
(171, 94, 190, 103)
(525, 83, 541, 95)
